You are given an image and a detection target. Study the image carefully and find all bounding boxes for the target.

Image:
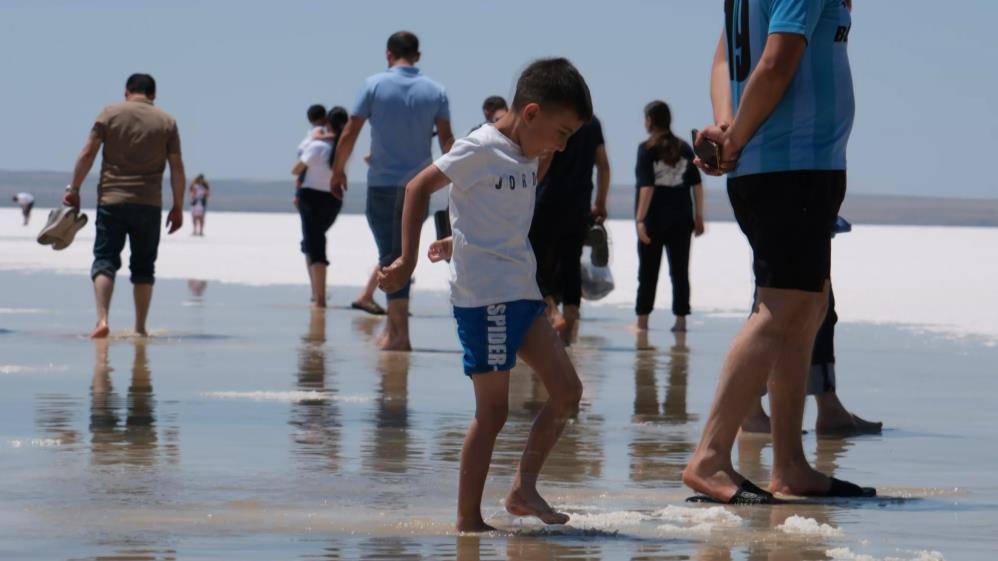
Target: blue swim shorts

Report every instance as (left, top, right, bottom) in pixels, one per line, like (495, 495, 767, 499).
(453, 300, 547, 376)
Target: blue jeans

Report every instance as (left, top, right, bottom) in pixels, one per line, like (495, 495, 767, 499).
(366, 186, 426, 300)
(91, 204, 161, 284)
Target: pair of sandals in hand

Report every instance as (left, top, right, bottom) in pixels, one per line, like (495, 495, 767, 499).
(37, 206, 88, 250)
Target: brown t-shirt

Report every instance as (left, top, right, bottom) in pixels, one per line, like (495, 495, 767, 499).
(93, 98, 181, 207)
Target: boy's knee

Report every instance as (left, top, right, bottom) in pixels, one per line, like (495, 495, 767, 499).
(554, 375, 583, 410)
(476, 401, 508, 434)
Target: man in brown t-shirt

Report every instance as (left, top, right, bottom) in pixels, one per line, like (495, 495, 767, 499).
(63, 73, 186, 338)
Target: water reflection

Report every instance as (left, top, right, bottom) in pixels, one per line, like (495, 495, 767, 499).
(629, 332, 695, 484)
(363, 351, 414, 475)
(290, 308, 341, 472)
(89, 339, 157, 467)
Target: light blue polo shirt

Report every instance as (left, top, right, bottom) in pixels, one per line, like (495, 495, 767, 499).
(352, 65, 450, 187)
(726, 0, 854, 177)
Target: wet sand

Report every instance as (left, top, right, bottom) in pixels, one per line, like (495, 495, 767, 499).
(1, 271, 994, 560)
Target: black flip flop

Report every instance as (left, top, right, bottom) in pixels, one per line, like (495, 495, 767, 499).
(686, 480, 780, 505)
(351, 301, 386, 316)
(806, 477, 876, 498)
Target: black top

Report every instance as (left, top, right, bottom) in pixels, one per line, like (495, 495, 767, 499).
(635, 139, 702, 221)
(536, 117, 606, 213)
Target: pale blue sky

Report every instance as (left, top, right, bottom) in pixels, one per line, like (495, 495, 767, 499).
(1, 0, 995, 198)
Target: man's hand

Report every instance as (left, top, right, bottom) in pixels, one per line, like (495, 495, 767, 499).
(63, 190, 80, 209)
(330, 184, 345, 201)
(330, 170, 348, 194)
(636, 221, 652, 245)
(378, 257, 415, 293)
(428, 237, 453, 263)
(693, 124, 741, 176)
(293, 196, 300, 210)
(591, 202, 608, 224)
(694, 215, 706, 237)
(166, 205, 183, 234)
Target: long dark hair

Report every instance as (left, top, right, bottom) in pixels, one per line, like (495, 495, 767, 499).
(326, 106, 349, 167)
(643, 100, 682, 166)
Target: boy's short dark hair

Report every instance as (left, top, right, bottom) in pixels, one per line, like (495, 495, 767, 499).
(307, 104, 327, 124)
(512, 58, 593, 122)
(125, 73, 156, 97)
(387, 31, 419, 60)
(482, 96, 508, 113)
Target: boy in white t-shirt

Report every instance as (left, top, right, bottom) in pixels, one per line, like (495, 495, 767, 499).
(379, 58, 593, 532)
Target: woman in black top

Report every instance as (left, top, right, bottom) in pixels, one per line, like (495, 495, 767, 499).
(634, 101, 705, 332)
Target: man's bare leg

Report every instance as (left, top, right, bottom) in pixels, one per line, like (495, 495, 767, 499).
(380, 299, 412, 351)
(309, 263, 327, 308)
(768, 283, 836, 495)
(456, 371, 509, 532)
(682, 287, 816, 501)
(504, 316, 582, 524)
(133, 283, 153, 337)
(91, 274, 114, 338)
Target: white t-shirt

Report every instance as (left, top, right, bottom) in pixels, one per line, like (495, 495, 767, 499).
(298, 126, 323, 156)
(299, 139, 333, 191)
(15, 192, 34, 206)
(434, 124, 542, 308)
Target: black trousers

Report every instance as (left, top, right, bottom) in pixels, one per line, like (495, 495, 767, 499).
(298, 188, 342, 265)
(529, 207, 589, 307)
(636, 217, 693, 316)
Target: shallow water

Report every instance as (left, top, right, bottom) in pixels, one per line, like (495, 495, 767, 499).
(0, 270, 994, 560)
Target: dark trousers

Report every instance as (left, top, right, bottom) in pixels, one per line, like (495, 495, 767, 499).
(298, 188, 342, 265)
(529, 208, 589, 307)
(636, 219, 693, 316)
(91, 203, 161, 284)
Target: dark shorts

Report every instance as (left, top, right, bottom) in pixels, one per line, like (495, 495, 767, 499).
(298, 188, 343, 265)
(728, 170, 846, 292)
(91, 203, 162, 284)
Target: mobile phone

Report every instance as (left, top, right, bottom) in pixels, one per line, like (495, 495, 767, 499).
(691, 129, 721, 169)
(433, 208, 451, 240)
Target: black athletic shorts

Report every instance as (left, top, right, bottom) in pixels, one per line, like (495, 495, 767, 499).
(727, 170, 845, 293)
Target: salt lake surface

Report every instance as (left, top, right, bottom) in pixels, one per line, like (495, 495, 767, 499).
(1, 270, 995, 560)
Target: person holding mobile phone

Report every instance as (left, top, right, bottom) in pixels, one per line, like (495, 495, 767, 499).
(634, 101, 705, 334)
(683, 0, 874, 504)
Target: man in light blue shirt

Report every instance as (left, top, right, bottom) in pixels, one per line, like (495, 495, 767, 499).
(684, 0, 874, 504)
(332, 31, 454, 351)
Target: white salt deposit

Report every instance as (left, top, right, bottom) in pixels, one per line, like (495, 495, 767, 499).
(567, 505, 741, 536)
(777, 515, 843, 537)
(2, 208, 997, 342)
(6, 438, 63, 448)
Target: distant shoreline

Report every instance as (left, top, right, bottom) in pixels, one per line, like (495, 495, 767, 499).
(4, 169, 997, 227)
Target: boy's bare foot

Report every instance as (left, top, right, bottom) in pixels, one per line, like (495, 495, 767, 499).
(671, 316, 687, 332)
(455, 517, 499, 533)
(504, 488, 569, 525)
(91, 322, 110, 339)
(134, 328, 148, 337)
(681, 456, 746, 503)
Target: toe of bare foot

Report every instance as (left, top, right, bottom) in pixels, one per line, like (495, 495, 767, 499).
(455, 520, 499, 533)
(90, 325, 110, 339)
(505, 491, 569, 525)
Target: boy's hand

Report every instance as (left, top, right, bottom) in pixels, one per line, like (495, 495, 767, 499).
(62, 190, 80, 209)
(379, 257, 415, 293)
(428, 237, 453, 263)
(330, 170, 348, 193)
(694, 214, 706, 237)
